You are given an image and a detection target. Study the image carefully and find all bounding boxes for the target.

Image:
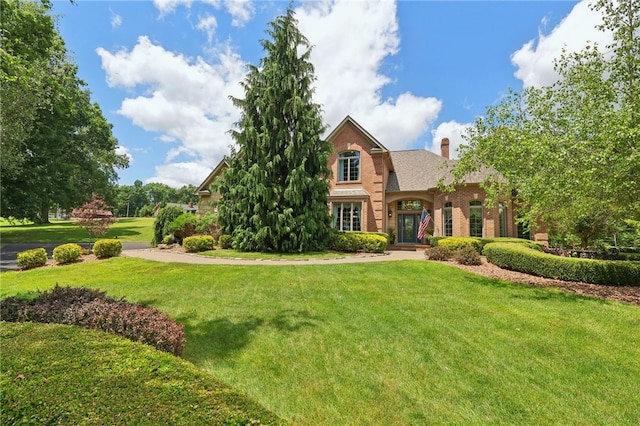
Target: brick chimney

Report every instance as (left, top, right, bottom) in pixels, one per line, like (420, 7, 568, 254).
(441, 137, 450, 159)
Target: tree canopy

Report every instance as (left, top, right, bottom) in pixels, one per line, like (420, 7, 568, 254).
(451, 0, 639, 247)
(1, 0, 128, 222)
(217, 7, 332, 252)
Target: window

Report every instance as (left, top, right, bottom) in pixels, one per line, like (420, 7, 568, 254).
(499, 202, 508, 237)
(338, 151, 360, 182)
(397, 200, 422, 211)
(469, 200, 483, 237)
(517, 223, 531, 240)
(333, 202, 361, 231)
(443, 202, 453, 237)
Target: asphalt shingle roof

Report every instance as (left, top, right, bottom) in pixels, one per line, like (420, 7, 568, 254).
(386, 150, 491, 192)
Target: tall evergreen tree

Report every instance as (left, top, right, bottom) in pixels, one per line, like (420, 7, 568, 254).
(218, 7, 332, 252)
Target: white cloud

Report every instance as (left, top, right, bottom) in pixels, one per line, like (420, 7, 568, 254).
(511, 0, 611, 88)
(146, 162, 215, 187)
(115, 145, 133, 164)
(97, 36, 246, 187)
(197, 14, 218, 43)
(102, 1, 446, 186)
(429, 121, 471, 160)
(225, 0, 254, 27)
(110, 11, 122, 28)
(153, 0, 191, 16)
(295, 0, 442, 150)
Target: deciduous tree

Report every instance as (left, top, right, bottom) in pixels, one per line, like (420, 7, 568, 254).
(0, 0, 128, 222)
(451, 0, 639, 247)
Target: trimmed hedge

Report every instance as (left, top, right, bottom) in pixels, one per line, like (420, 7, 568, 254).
(0, 285, 186, 356)
(16, 248, 48, 270)
(328, 231, 388, 253)
(483, 242, 640, 286)
(438, 237, 483, 253)
(183, 235, 214, 253)
(93, 239, 123, 258)
(52, 243, 83, 264)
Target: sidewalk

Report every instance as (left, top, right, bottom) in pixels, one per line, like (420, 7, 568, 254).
(122, 248, 425, 265)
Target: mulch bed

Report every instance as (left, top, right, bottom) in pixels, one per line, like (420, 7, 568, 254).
(444, 257, 640, 306)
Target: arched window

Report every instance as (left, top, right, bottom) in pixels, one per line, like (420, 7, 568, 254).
(469, 200, 483, 237)
(443, 202, 453, 236)
(338, 151, 360, 182)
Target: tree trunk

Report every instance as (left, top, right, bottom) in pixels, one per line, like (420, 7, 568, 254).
(39, 204, 50, 224)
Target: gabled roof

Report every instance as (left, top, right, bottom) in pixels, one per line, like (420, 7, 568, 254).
(195, 157, 229, 195)
(325, 116, 388, 152)
(386, 150, 490, 192)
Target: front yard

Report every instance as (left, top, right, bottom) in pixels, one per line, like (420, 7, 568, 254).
(2, 257, 639, 424)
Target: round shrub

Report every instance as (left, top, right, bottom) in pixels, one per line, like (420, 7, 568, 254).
(52, 243, 83, 264)
(438, 237, 483, 253)
(425, 246, 453, 261)
(183, 235, 214, 253)
(218, 234, 232, 249)
(454, 245, 482, 265)
(93, 239, 123, 258)
(16, 248, 47, 270)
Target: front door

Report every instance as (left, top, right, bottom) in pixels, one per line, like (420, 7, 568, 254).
(397, 213, 420, 243)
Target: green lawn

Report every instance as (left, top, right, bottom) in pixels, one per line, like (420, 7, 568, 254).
(2, 258, 639, 425)
(1, 322, 284, 425)
(200, 248, 355, 260)
(0, 217, 154, 243)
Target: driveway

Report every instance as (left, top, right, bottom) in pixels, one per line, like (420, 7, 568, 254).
(0, 242, 150, 272)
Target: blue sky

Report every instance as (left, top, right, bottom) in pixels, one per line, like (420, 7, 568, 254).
(51, 0, 611, 188)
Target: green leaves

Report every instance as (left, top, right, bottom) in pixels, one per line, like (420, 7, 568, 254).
(1, 0, 127, 222)
(218, 6, 331, 252)
(454, 0, 640, 246)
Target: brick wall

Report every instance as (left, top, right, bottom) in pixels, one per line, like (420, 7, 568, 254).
(327, 121, 387, 232)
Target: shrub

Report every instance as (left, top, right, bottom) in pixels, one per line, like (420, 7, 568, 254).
(93, 239, 123, 258)
(52, 243, 83, 264)
(327, 231, 388, 253)
(359, 233, 388, 253)
(480, 237, 543, 252)
(16, 248, 47, 270)
(183, 235, 214, 253)
(195, 212, 220, 239)
(167, 213, 198, 244)
(69, 299, 186, 356)
(218, 234, 233, 249)
(438, 237, 483, 253)
(454, 245, 482, 265)
(152, 206, 185, 246)
(483, 242, 640, 286)
(428, 236, 448, 247)
(0, 285, 110, 323)
(0, 285, 186, 356)
(425, 246, 453, 261)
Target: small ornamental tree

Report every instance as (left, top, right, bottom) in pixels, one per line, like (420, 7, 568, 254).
(71, 193, 116, 241)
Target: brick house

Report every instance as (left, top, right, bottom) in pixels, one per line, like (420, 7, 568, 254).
(196, 115, 547, 245)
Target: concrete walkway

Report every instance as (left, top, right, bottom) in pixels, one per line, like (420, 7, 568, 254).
(122, 248, 425, 265)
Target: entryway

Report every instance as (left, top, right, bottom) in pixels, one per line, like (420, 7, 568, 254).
(397, 213, 421, 244)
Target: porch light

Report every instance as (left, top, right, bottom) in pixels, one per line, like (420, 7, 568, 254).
(388, 208, 392, 217)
